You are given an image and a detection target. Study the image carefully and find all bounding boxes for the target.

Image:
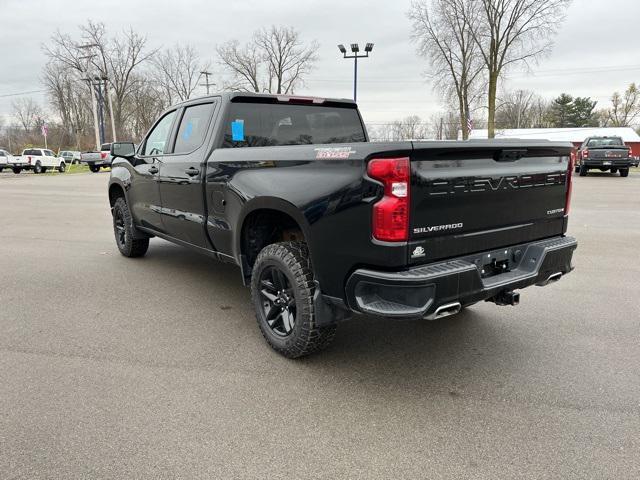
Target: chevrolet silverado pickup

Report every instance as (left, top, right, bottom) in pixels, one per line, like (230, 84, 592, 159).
(107, 92, 577, 358)
(576, 136, 638, 177)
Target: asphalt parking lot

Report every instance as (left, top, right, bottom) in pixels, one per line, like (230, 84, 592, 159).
(1, 170, 639, 479)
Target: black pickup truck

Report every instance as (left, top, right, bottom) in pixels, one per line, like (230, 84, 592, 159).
(576, 136, 638, 177)
(108, 92, 577, 358)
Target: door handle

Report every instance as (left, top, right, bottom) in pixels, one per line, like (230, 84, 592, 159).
(148, 165, 159, 174)
(185, 167, 200, 176)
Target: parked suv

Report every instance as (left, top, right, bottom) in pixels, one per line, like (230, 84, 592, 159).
(21, 148, 66, 174)
(59, 150, 81, 165)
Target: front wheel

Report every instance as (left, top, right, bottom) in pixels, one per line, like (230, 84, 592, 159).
(251, 242, 337, 358)
(58, 162, 66, 173)
(112, 197, 149, 257)
(610, 168, 618, 174)
(620, 168, 629, 177)
(33, 162, 42, 174)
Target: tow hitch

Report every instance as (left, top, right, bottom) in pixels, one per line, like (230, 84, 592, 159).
(490, 290, 520, 306)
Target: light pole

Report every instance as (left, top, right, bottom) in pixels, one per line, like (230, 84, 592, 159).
(337, 43, 373, 102)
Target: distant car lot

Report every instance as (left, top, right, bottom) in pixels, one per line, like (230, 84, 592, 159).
(0, 171, 639, 478)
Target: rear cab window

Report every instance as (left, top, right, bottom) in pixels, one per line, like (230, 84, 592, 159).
(586, 137, 624, 147)
(174, 102, 215, 154)
(222, 99, 366, 148)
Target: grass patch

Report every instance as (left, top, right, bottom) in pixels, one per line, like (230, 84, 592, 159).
(43, 164, 110, 175)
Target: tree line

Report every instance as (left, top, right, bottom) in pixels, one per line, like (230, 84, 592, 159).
(1, 21, 318, 154)
(367, 84, 640, 141)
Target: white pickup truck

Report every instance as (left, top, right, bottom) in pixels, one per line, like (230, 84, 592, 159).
(81, 143, 112, 172)
(18, 148, 67, 174)
(0, 148, 30, 174)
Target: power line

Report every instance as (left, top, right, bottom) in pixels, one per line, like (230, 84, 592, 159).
(0, 89, 47, 99)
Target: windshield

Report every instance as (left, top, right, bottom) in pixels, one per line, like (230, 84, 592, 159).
(222, 101, 366, 148)
(586, 137, 624, 147)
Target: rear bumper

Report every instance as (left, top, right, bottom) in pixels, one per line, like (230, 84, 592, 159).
(582, 159, 638, 168)
(345, 236, 577, 319)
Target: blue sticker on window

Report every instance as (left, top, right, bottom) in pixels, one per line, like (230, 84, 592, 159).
(231, 119, 244, 141)
(183, 121, 193, 140)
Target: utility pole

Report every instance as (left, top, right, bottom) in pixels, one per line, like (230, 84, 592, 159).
(95, 78, 106, 145)
(78, 45, 101, 151)
(102, 76, 117, 142)
(337, 43, 374, 102)
(200, 70, 215, 95)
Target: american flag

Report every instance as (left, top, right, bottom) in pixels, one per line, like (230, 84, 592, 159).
(466, 116, 473, 134)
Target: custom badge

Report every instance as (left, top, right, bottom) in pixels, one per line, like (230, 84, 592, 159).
(314, 147, 356, 159)
(412, 246, 426, 258)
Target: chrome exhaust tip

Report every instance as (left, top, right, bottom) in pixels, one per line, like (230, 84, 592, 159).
(537, 272, 563, 286)
(426, 302, 462, 320)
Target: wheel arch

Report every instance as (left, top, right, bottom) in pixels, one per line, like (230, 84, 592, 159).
(235, 197, 314, 281)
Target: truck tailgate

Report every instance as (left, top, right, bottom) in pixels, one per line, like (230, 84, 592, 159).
(408, 141, 573, 264)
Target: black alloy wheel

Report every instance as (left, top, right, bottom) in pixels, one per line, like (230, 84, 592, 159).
(258, 265, 297, 337)
(114, 206, 127, 249)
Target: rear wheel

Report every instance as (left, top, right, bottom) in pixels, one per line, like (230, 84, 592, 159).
(0, 167, 3, 172)
(89, 164, 100, 173)
(579, 164, 588, 176)
(112, 197, 149, 257)
(620, 168, 629, 177)
(12, 168, 21, 174)
(251, 241, 336, 358)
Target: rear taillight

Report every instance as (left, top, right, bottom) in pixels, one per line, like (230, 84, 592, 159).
(565, 155, 574, 215)
(100, 152, 108, 159)
(27, 156, 32, 164)
(582, 149, 589, 159)
(367, 157, 410, 242)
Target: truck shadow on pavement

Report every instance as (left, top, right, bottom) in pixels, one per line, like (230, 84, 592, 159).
(141, 242, 522, 396)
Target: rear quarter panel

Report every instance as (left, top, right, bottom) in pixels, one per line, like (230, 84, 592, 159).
(205, 142, 413, 297)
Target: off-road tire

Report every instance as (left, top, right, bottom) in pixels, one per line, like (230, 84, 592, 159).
(579, 164, 588, 176)
(620, 168, 629, 177)
(251, 241, 336, 358)
(112, 197, 149, 258)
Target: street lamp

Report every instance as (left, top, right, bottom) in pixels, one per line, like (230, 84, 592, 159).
(337, 42, 374, 102)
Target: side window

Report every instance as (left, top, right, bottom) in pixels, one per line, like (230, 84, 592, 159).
(143, 111, 177, 156)
(173, 103, 214, 154)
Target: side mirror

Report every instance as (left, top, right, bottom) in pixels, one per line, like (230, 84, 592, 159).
(111, 142, 136, 159)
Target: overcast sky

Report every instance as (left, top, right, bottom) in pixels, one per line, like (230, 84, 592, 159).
(2, 0, 640, 126)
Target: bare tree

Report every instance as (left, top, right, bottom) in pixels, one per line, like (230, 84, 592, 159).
(254, 26, 319, 94)
(605, 84, 640, 127)
(409, 0, 484, 140)
(43, 21, 155, 139)
(217, 25, 318, 94)
(12, 98, 42, 133)
(152, 44, 209, 104)
(468, 0, 571, 137)
(495, 89, 549, 128)
(217, 40, 262, 92)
